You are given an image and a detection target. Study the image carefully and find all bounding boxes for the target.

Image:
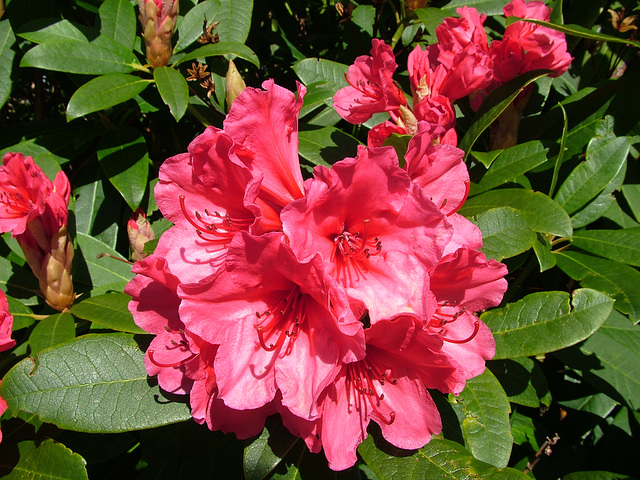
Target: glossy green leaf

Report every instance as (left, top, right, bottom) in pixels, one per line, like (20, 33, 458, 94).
(554, 134, 630, 215)
(570, 159, 626, 229)
(474, 207, 537, 261)
(293, 58, 348, 92)
(602, 200, 640, 229)
(175, 41, 259, 67)
(16, 19, 89, 44)
(154, 67, 189, 121)
(28, 312, 76, 356)
(74, 232, 134, 288)
(70, 293, 145, 334)
(489, 357, 551, 408)
(459, 70, 550, 157)
(572, 228, 640, 266)
(622, 185, 640, 222)
(96, 127, 150, 210)
(358, 434, 531, 480)
(506, 17, 640, 49)
(578, 311, 640, 410)
(0, 439, 88, 480)
(243, 416, 299, 480)
(441, 0, 512, 15)
(563, 471, 638, 480)
(298, 127, 360, 167)
(482, 288, 614, 359)
(351, 5, 376, 37)
(555, 251, 640, 323)
(471, 141, 548, 195)
(532, 234, 556, 272)
(215, 0, 253, 44)
(0, 20, 16, 109)
(98, 0, 136, 50)
(0, 256, 39, 305)
(454, 370, 513, 468)
(414, 8, 449, 35)
(66, 74, 152, 120)
(175, 0, 222, 52)
(0, 333, 191, 432)
(460, 189, 572, 238)
(20, 40, 138, 75)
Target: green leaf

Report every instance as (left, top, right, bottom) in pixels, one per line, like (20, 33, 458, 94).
(96, 127, 150, 210)
(0, 20, 16, 109)
(460, 189, 572, 238)
(6, 295, 36, 331)
(293, 58, 348, 91)
(474, 207, 537, 261)
(298, 127, 360, 167)
(154, 67, 189, 121)
(622, 184, 640, 222)
(554, 134, 630, 215)
(506, 17, 640, 49)
(98, 0, 137, 50)
(489, 357, 550, 408)
(0, 333, 191, 432)
(298, 81, 339, 118)
(579, 310, 640, 410)
(70, 293, 146, 334)
(0, 439, 88, 480)
(16, 19, 90, 44)
(572, 228, 640, 266)
(532, 234, 556, 272)
(66, 74, 152, 120)
(358, 434, 531, 480)
(482, 289, 614, 359)
(28, 313, 76, 356)
(470, 141, 549, 195)
(549, 103, 568, 196)
(563, 471, 639, 480)
(243, 416, 299, 480)
(74, 232, 134, 288)
(555, 251, 640, 322)
(351, 5, 376, 37)
(20, 40, 138, 75)
(454, 370, 513, 468)
(441, 0, 513, 15)
(175, 0, 221, 51)
(215, 0, 253, 44)
(175, 41, 259, 67)
(0, 256, 40, 305)
(459, 70, 550, 157)
(414, 8, 449, 35)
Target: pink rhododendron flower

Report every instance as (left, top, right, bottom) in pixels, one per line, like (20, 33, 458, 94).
(0, 290, 15, 353)
(435, 6, 490, 59)
(282, 146, 453, 322)
(178, 232, 365, 420)
(285, 316, 467, 471)
(0, 153, 74, 311)
(333, 39, 407, 124)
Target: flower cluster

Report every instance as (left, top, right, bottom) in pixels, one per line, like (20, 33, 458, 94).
(127, 76, 508, 469)
(0, 153, 74, 311)
(334, 0, 572, 148)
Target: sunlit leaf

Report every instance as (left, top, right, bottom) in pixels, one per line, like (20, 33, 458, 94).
(474, 206, 537, 261)
(0, 20, 16, 109)
(154, 67, 189, 121)
(28, 312, 76, 356)
(70, 293, 145, 334)
(0, 439, 88, 479)
(98, 0, 137, 50)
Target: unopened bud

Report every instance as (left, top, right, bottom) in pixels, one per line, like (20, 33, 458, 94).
(39, 226, 75, 311)
(398, 105, 418, 136)
(138, 0, 179, 68)
(226, 60, 246, 109)
(128, 208, 155, 262)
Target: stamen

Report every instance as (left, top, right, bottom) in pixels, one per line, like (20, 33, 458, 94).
(148, 349, 199, 368)
(178, 194, 252, 243)
(346, 361, 396, 426)
(440, 319, 480, 344)
(254, 287, 305, 355)
(331, 220, 382, 286)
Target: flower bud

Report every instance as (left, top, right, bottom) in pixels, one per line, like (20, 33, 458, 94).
(128, 208, 155, 262)
(138, 0, 179, 68)
(405, 0, 429, 10)
(225, 60, 247, 109)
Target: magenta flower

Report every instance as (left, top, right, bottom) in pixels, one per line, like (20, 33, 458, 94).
(282, 146, 453, 322)
(333, 39, 407, 124)
(0, 290, 15, 353)
(0, 153, 74, 311)
(284, 315, 466, 471)
(178, 232, 365, 420)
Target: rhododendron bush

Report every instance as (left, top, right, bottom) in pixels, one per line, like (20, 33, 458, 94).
(0, 0, 639, 478)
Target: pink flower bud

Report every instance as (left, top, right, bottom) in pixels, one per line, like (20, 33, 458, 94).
(138, 0, 179, 68)
(0, 153, 75, 311)
(226, 60, 247, 109)
(128, 208, 155, 261)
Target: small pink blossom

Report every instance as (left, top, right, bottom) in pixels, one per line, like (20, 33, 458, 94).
(333, 39, 407, 124)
